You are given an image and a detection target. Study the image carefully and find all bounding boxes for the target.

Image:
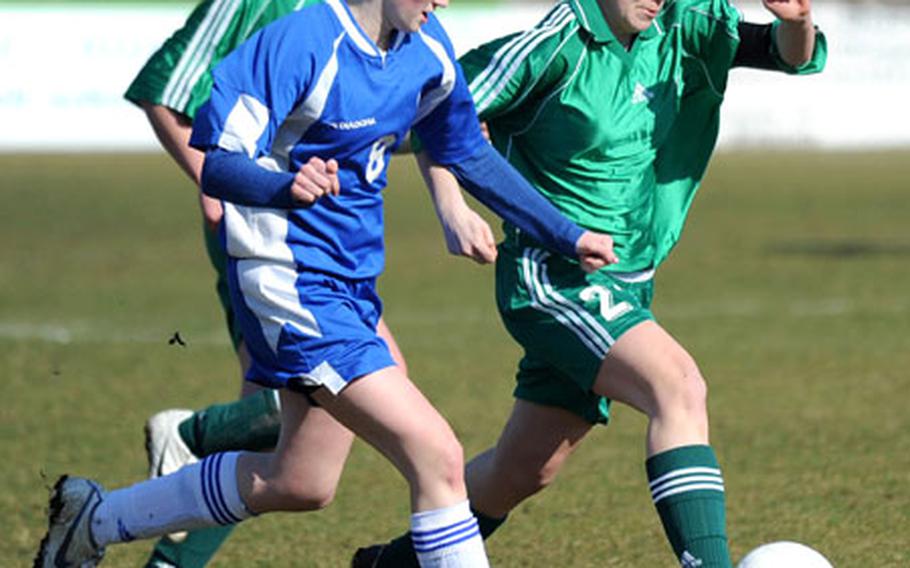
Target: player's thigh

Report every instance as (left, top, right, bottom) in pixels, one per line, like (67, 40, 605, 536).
(270, 389, 354, 490)
(311, 366, 460, 479)
(492, 399, 592, 478)
(593, 320, 702, 414)
(496, 244, 654, 423)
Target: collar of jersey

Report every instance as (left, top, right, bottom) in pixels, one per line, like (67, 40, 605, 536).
(326, 0, 407, 57)
(569, 0, 662, 45)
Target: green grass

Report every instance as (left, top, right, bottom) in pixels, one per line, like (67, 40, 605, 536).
(3, 150, 909, 566)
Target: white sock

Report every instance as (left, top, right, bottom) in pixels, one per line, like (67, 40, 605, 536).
(410, 500, 489, 568)
(90, 452, 252, 546)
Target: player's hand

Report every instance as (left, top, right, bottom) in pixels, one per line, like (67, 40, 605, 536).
(438, 203, 497, 264)
(199, 192, 224, 233)
(575, 231, 619, 274)
(762, 0, 811, 22)
(291, 157, 340, 206)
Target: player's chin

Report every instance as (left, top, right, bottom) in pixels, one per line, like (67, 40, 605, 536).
(400, 16, 425, 32)
(637, 8, 660, 27)
(636, 16, 656, 30)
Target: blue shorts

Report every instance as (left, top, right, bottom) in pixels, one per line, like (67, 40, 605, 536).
(227, 258, 396, 394)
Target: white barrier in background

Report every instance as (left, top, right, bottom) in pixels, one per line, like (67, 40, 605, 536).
(723, 2, 910, 150)
(0, 2, 908, 151)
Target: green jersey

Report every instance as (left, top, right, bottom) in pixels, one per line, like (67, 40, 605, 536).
(461, 0, 826, 271)
(125, 0, 317, 119)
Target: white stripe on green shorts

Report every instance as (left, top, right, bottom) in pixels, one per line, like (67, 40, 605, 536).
(520, 248, 615, 358)
(649, 466, 725, 504)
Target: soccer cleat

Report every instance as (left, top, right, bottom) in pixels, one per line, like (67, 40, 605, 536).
(144, 409, 197, 542)
(34, 475, 106, 567)
(350, 544, 387, 568)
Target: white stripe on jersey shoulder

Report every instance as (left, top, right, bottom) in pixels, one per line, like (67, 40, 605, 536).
(164, 0, 242, 111)
(326, 0, 379, 56)
(489, 23, 579, 118)
(261, 32, 346, 172)
(470, 3, 576, 113)
(239, 1, 272, 39)
(218, 93, 270, 158)
(569, 0, 590, 30)
(412, 30, 456, 124)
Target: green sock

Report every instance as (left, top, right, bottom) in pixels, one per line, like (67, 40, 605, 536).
(178, 389, 281, 456)
(646, 445, 732, 568)
(144, 526, 234, 568)
(373, 508, 506, 568)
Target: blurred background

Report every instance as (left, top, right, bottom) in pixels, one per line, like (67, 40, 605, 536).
(2, 1, 908, 567)
(1, 0, 909, 151)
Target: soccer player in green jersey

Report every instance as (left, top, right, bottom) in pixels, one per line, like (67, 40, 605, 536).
(353, 0, 826, 566)
(124, 1, 410, 566)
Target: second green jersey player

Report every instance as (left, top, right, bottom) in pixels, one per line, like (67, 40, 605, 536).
(355, 0, 826, 566)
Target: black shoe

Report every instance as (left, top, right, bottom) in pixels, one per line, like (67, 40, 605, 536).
(351, 544, 387, 568)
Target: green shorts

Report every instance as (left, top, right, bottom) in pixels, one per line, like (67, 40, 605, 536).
(496, 232, 655, 425)
(203, 224, 243, 349)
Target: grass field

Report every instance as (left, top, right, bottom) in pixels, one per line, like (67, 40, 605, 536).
(2, 150, 909, 566)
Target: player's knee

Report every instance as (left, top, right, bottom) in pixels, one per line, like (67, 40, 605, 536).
(416, 431, 466, 492)
(299, 482, 339, 511)
(654, 357, 707, 419)
(500, 446, 567, 497)
(275, 480, 339, 512)
(436, 436, 467, 490)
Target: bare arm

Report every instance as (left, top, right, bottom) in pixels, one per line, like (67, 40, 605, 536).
(416, 150, 618, 272)
(141, 102, 203, 184)
(764, 0, 816, 67)
(141, 102, 223, 230)
(415, 151, 497, 264)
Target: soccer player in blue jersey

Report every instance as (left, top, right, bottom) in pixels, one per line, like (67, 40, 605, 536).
(125, 2, 412, 565)
(34, 1, 619, 566)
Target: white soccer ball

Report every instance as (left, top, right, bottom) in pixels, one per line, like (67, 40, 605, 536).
(737, 541, 833, 568)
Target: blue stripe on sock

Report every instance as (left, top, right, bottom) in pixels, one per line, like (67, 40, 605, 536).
(412, 518, 480, 552)
(411, 517, 476, 541)
(208, 455, 231, 525)
(210, 454, 242, 524)
(413, 525, 481, 553)
(201, 455, 230, 525)
(199, 456, 221, 524)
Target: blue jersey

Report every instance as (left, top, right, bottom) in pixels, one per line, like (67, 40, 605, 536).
(191, 0, 485, 279)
